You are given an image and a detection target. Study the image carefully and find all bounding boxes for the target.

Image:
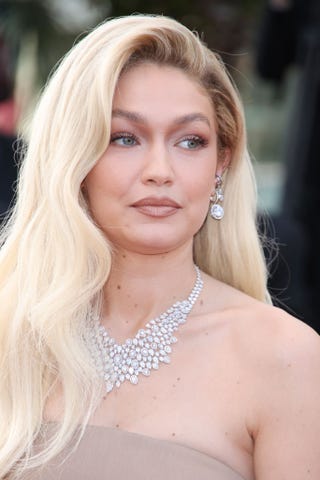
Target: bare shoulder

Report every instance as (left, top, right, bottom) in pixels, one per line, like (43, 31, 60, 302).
(236, 299, 320, 376)
(236, 301, 319, 366)
(201, 272, 320, 370)
(200, 271, 320, 422)
(201, 274, 320, 479)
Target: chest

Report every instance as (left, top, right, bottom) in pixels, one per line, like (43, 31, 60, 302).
(90, 330, 255, 479)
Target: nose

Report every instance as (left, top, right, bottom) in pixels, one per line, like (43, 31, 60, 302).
(140, 142, 175, 186)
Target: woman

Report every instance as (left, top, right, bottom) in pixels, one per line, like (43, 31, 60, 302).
(0, 14, 319, 480)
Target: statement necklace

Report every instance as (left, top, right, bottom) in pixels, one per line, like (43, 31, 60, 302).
(88, 266, 203, 394)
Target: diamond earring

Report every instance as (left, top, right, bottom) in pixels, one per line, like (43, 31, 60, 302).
(210, 174, 224, 220)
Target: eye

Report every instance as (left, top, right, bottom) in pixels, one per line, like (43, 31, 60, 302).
(110, 133, 138, 147)
(177, 135, 208, 150)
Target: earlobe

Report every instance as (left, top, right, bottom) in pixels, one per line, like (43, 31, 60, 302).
(216, 148, 231, 177)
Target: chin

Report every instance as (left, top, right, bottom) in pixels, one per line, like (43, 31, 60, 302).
(116, 231, 190, 255)
(127, 238, 185, 255)
(105, 223, 196, 255)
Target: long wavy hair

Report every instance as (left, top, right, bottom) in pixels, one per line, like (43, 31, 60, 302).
(0, 14, 268, 479)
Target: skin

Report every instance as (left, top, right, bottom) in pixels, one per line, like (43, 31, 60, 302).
(50, 64, 320, 480)
(85, 65, 225, 257)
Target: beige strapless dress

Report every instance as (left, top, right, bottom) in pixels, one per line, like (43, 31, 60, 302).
(23, 424, 246, 479)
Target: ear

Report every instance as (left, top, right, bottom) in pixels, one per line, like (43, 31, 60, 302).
(80, 179, 89, 201)
(215, 148, 231, 177)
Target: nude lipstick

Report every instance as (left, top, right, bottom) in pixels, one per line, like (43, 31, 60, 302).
(131, 196, 181, 217)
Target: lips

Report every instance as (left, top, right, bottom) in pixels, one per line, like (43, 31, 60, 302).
(131, 196, 181, 217)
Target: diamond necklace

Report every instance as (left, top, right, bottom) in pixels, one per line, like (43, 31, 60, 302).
(87, 266, 203, 394)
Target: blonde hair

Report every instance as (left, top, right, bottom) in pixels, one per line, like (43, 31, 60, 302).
(0, 14, 268, 479)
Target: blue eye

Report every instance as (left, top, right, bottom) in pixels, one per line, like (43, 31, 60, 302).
(178, 136, 207, 149)
(110, 134, 138, 147)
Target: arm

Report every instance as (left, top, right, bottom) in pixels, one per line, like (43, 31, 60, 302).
(253, 314, 320, 479)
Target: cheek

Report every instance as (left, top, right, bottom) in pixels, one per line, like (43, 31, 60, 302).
(183, 166, 214, 223)
(183, 150, 217, 200)
(184, 169, 214, 201)
(85, 160, 127, 201)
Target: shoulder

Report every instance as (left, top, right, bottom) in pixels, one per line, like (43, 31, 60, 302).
(233, 301, 320, 378)
(201, 272, 320, 369)
(212, 280, 320, 430)
(200, 275, 320, 477)
(201, 272, 320, 406)
(239, 302, 320, 410)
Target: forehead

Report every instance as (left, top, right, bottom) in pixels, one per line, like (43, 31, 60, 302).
(112, 63, 215, 123)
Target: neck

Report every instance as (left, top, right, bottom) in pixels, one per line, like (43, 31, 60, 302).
(100, 243, 198, 341)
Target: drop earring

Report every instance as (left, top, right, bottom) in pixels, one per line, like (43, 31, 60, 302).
(210, 174, 224, 220)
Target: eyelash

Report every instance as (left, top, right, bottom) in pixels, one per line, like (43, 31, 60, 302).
(109, 132, 208, 149)
(180, 135, 208, 148)
(110, 132, 139, 145)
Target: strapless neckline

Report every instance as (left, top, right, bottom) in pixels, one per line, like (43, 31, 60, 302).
(82, 423, 248, 479)
(37, 421, 248, 480)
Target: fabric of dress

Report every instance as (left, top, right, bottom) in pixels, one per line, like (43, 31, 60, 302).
(22, 424, 246, 480)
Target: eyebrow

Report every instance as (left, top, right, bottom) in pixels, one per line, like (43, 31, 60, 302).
(112, 108, 211, 127)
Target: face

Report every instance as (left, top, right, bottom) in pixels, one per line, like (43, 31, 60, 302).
(84, 63, 226, 255)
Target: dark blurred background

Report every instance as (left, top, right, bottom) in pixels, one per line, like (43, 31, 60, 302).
(1, 0, 319, 332)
